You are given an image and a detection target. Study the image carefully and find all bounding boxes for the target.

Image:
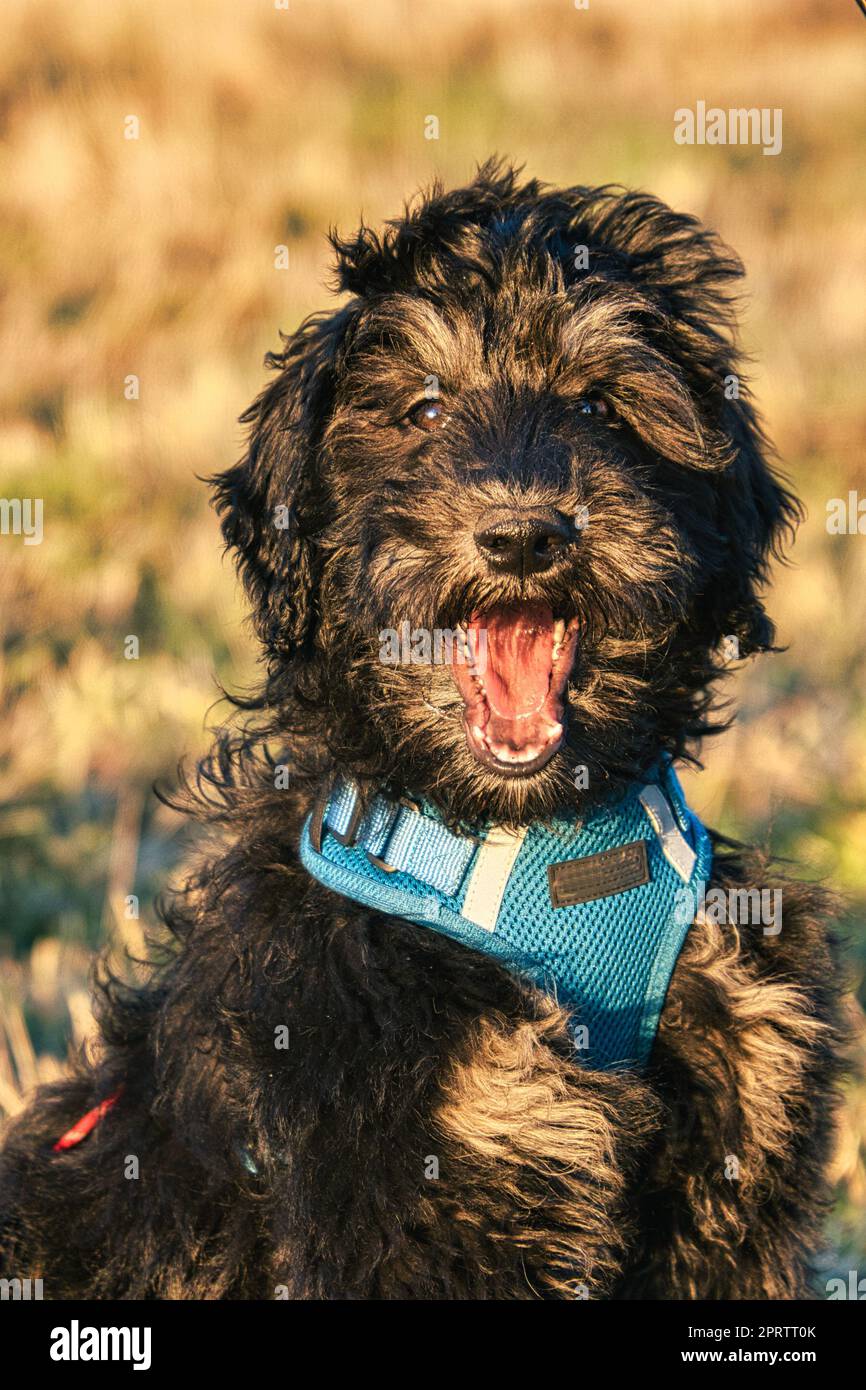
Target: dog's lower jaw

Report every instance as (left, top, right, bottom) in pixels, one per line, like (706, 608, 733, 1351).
(460, 712, 566, 777)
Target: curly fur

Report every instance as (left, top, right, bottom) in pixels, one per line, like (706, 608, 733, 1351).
(0, 161, 846, 1299)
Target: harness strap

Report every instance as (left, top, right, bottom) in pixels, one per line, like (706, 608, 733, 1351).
(638, 783, 697, 881)
(321, 772, 699, 902)
(322, 783, 478, 895)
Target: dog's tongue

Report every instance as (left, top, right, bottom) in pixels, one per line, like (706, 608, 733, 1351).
(472, 603, 554, 717)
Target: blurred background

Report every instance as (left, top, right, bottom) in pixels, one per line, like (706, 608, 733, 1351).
(1, 0, 864, 1279)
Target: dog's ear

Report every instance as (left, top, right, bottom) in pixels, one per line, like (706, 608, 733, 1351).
(589, 194, 800, 657)
(562, 190, 800, 656)
(212, 307, 354, 661)
(699, 395, 799, 657)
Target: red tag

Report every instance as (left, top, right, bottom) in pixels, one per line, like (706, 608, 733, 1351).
(52, 1089, 122, 1152)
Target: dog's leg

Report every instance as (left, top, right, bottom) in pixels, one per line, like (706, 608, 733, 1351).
(427, 1005, 661, 1299)
(619, 846, 847, 1300)
(265, 996, 661, 1300)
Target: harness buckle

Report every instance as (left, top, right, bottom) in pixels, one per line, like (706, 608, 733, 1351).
(329, 794, 364, 848)
(364, 796, 420, 873)
(310, 778, 366, 851)
(364, 852, 397, 873)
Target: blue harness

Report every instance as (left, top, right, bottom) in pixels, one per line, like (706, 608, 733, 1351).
(299, 761, 711, 1070)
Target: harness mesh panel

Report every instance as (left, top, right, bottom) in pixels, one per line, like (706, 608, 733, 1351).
(300, 769, 711, 1070)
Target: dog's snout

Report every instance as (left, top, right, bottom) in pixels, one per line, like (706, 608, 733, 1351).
(474, 509, 573, 577)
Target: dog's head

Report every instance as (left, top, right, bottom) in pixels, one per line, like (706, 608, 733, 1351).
(214, 163, 796, 826)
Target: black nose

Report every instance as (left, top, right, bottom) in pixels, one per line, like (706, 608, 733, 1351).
(474, 509, 573, 577)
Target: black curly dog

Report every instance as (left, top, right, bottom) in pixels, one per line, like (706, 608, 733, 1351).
(0, 164, 846, 1299)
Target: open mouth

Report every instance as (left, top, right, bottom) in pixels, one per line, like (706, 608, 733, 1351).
(449, 601, 579, 776)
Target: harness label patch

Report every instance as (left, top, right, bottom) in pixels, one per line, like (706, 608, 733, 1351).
(547, 839, 649, 909)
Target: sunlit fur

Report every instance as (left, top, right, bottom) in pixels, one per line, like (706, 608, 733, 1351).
(0, 163, 846, 1299)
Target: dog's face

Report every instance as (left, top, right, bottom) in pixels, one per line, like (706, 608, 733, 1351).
(215, 165, 795, 826)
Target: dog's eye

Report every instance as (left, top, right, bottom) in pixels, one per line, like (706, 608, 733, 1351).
(407, 399, 447, 432)
(576, 395, 612, 419)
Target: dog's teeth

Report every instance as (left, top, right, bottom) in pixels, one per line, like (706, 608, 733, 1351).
(553, 619, 566, 646)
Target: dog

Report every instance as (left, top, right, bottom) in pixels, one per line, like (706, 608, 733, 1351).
(0, 162, 846, 1299)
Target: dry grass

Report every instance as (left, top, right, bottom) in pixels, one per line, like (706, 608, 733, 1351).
(1, 0, 864, 1273)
